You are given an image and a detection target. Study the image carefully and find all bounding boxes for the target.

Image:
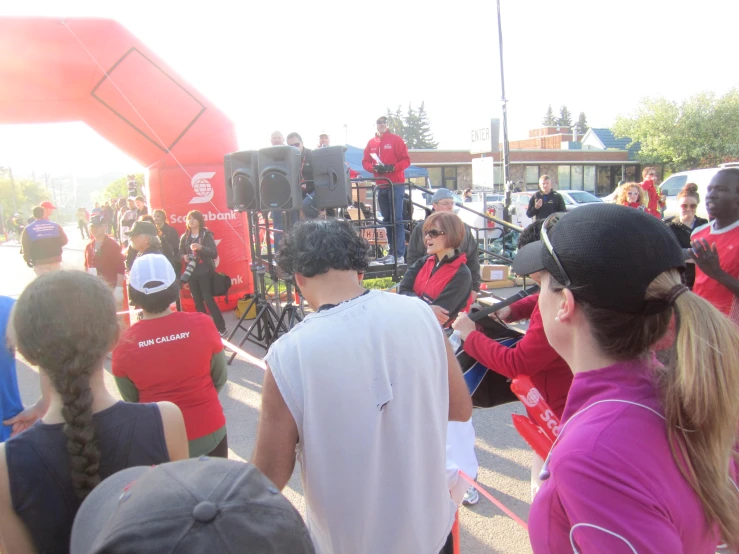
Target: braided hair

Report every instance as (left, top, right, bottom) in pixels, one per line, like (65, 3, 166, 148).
(13, 271, 119, 500)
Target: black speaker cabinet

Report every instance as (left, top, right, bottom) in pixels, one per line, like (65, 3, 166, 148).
(311, 146, 351, 210)
(224, 150, 259, 211)
(258, 146, 302, 211)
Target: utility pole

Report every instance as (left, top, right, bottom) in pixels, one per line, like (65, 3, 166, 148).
(9, 167, 18, 214)
(496, 0, 512, 223)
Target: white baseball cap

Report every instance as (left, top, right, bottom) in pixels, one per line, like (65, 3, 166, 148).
(129, 254, 176, 295)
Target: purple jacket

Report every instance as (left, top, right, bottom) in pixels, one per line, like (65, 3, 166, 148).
(529, 358, 732, 553)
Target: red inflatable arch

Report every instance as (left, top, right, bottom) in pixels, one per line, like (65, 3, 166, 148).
(0, 17, 253, 305)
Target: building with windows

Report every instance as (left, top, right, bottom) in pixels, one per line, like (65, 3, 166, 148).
(408, 126, 645, 197)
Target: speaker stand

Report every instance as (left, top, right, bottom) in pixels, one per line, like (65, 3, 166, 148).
(226, 211, 282, 364)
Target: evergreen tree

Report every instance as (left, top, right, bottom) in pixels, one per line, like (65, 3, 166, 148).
(415, 102, 439, 149)
(385, 105, 405, 137)
(557, 105, 573, 127)
(403, 102, 420, 148)
(576, 112, 589, 133)
(542, 105, 557, 126)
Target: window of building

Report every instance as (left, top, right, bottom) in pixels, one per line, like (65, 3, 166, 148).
(571, 165, 584, 190)
(558, 165, 571, 189)
(427, 167, 442, 188)
(443, 167, 458, 191)
(525, 166, 539, 185)
(597, 166, 611, 196)
(584, 165, 596, 193)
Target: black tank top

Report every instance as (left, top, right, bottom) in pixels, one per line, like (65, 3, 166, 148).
(4, 402, 170, 554)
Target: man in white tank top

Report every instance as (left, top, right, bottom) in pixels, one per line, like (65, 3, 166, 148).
(252, 220, 472, 554)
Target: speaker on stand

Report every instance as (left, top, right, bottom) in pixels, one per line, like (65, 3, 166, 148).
(311, 146, 351, 210)
(224, 150, 260, 211)
(258, 146, 302, 211)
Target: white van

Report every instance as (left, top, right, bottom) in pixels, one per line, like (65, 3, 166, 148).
(661, 163, 739, 219)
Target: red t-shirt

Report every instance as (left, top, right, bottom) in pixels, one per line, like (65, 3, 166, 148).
(112, 312, 225, 439)
(692, 220, 739, 324)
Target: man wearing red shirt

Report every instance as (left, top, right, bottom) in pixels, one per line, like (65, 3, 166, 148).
(84, 216, 125, 288)
(362, 116, 411, 264)
(640, 166, 662, 219)
(690, 168, 739, 324)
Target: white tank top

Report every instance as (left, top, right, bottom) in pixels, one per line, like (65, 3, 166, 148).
(266, 289, 456, 554)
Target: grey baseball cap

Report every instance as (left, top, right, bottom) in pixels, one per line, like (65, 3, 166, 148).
(432, 188, 455, 203)
(71, 457, 315, 554)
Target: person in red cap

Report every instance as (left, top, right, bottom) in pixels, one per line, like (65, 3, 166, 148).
(20, 204, 68, 276)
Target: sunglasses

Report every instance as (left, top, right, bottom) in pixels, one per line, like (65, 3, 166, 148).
(288, 143, 301, 148)
(424, 229, 446, 238)
(541, 214, 572, 287)
(627, 191, 640, 196)
(680, 203, 698, 210)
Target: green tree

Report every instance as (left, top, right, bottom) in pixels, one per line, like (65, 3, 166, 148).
(613, 89, 739, 172)
(542, 105, 557, 126)
(576, 112, 589, 133)
(385, 105, 405, 137)
(96, 173, 143, 203)
(557, 105, 573, 127)
(0, 175, 51, 219)
(403, 102, 420, 148)
(415, 102, 439, 149)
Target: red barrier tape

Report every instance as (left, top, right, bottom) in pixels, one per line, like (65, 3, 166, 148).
(221, 338, 267, 371)
(458, 470, 528, 531)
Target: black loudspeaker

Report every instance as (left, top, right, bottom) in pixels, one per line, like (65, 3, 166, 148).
(258, 146, 302, 211)
(224, 150, 260, 211)
(311, 146, 351, 210)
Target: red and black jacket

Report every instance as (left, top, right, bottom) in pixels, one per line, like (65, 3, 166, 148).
(398, 251, 472, 326)
(361, 131, 411, 185)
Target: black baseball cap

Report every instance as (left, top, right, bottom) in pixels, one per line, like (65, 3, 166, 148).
(512, 204, 685, 314)
(89, 215, 104, 227)
(71, 457, 315, 554)
(124, 221, 158, 237)
(376, 116, 388, 124)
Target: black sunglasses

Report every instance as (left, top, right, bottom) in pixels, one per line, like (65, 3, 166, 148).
(288, 143, 301, 148)
(540, 214, 571, 287)
(424, 229, 446, 238)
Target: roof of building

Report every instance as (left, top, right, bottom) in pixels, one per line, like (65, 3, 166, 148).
(588, 128, 641, 159)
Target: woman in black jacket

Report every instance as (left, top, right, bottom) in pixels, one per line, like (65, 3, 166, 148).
(178, 210, 226, 334)
(398, 211, 472, 327)
(665, 183, 708, 289)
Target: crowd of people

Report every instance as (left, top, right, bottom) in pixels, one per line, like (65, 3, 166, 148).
(0, 133, 738, 554)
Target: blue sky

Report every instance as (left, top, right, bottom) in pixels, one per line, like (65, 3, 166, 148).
(1, 0, 737, 176)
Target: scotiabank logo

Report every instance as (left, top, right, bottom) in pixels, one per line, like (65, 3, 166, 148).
(169, 211, 238, 225)
(189, 172, 216, 204)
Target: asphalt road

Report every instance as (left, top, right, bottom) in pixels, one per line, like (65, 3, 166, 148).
(2, 225, 534, 554)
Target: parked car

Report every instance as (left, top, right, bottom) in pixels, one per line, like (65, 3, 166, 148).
(509, 190, 602, 228)
(559, 190, 603, 210)
(660, 164, 739, 219)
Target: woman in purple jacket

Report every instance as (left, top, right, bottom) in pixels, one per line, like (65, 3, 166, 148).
(513, 205, 739, 553)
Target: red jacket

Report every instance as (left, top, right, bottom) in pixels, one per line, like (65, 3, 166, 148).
(641, 179, 661, 219)
(462, 294, 572, 418)
(362, 131, 411, 185)
(84, 235, 125, 287)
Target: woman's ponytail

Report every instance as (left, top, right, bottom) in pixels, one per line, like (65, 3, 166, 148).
(654, 271, 739, 548)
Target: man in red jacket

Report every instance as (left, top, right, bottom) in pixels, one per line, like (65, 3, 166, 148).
(640, 166, 662, 219)
(363, 116, 411, 264)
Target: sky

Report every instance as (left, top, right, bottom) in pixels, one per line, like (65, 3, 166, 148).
(1, 0, 737, 177)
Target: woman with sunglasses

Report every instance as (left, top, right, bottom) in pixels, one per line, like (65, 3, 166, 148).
(666, 182, 707, 289)
(514, 204, 739, 553)
(614, 182, 646, 210)
(398, 211, 472, 327)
